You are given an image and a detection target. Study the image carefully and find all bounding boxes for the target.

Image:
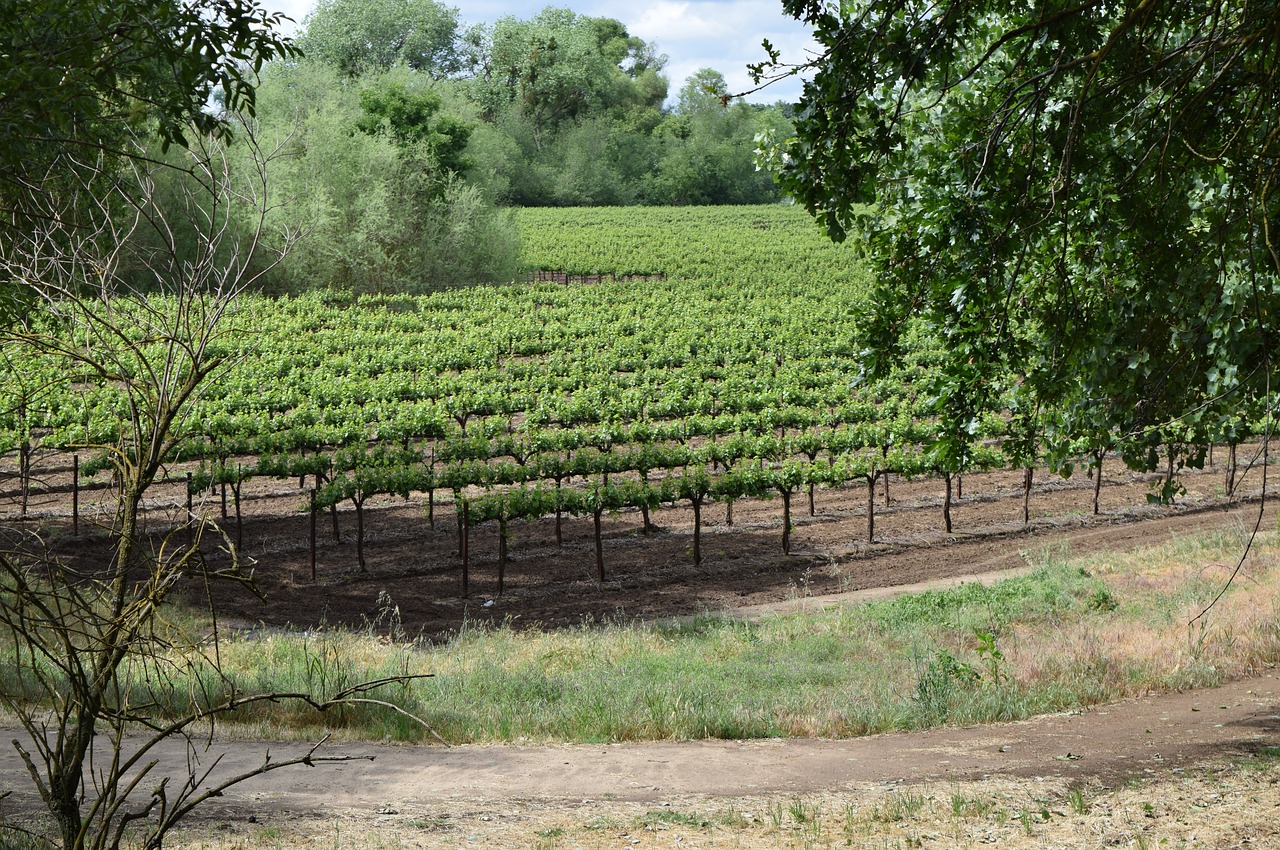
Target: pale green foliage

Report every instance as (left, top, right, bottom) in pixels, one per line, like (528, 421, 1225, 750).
(298, 0, 461, 77)
(676, 68, 730, 116)
(290, 1, 790, 210)
(244, 62, 518, 292)
(466, 7, 667, 143)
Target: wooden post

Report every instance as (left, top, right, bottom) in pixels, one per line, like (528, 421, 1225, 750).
(309, 487, 317, 581)
(943, 472, 953, 534)
(867, 473, 876, 544)
(72, 454, 79, 537)
(498, 516, 507, 594)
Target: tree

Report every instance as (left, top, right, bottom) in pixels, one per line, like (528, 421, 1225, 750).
(357, 78, 473, 177)
(756, 1, 1280, 471)
(0, 0, 298, 234)
(676, 68, 730, 116)
(466, 8, 667, 148)
(298, 0, 462, 78)
(650, 95, 791, 206)
(246, 61, 519, 292)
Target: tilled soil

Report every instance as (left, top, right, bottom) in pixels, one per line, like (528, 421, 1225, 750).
(2, 450, 1272, 638)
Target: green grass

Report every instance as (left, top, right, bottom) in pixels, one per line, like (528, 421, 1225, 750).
(223, 531, 1280, 741)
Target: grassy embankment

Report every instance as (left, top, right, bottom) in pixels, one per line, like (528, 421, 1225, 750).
(153, 522, 1280, 745)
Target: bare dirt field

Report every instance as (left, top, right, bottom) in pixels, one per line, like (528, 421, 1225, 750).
(6, 448, 1272, 639)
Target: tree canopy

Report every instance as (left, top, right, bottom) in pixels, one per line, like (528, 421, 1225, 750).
(465, 7, 668, 145)
(0, 0, 298, 228)
(299, 0, 461, 78)
(760, 0, 1280, 471)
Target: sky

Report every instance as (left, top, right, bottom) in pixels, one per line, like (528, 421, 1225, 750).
(263, 0, 819, 106)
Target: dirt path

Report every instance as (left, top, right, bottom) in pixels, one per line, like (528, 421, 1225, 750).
(1, 674, 1277, 846)
(161, 676, 1280, 811)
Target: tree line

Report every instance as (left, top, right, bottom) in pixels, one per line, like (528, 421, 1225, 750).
(179, 1, 794, 295)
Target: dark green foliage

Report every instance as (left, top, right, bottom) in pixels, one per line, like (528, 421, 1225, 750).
(357, 80, 473, 175)
(0, 0, 298, 230)
(760, 0, 1280, 473)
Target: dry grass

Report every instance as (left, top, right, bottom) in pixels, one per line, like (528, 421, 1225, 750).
(1006, 525, 1280, 694)
(160, 754, 1280, 849)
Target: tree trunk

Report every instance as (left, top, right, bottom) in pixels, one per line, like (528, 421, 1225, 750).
(498, 516, 507, 594)
(354, 494, 366, 572)
(310, 488, 317, 580)
(1022, 466, 1033, 526)
(555, 478, 564, 545)
(232, 477, 243, 550)
(691, 498, 703, 566)
(454, 489, 464, 556)
(943, 472, 953, 534)
(1227, 443, 1238, 496)
(1092, 450, 1104, 515)
(72, 454, 79, 537)
(461, 502, 470, 598)
(18, 438, 29, 519)
(640, 472, 653, 533)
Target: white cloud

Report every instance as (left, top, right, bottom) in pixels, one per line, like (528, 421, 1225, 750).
(627, 1, 728, 41)
(619, 0, 815, 103)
